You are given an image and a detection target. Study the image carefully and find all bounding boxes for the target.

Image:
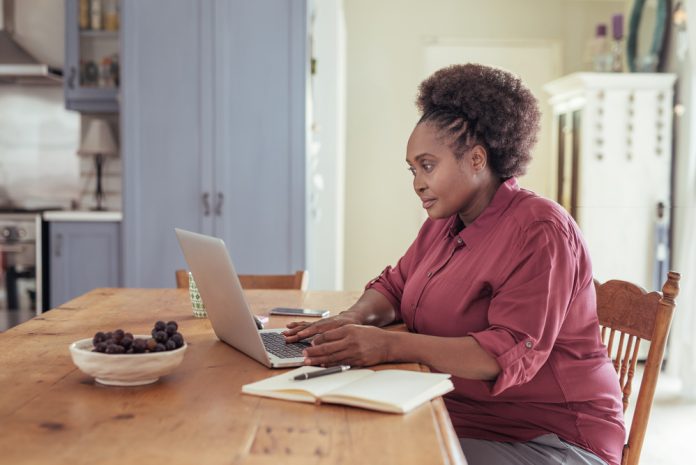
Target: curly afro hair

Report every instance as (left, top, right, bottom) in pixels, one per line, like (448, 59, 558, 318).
(416, 63, 540, 178)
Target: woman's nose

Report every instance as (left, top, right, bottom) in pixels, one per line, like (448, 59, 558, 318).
(413, 177, 426, 193)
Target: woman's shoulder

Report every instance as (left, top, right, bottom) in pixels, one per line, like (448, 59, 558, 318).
(510, 188, 577, 235)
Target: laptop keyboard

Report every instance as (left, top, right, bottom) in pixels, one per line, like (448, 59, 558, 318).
(260, 332, 310, 359)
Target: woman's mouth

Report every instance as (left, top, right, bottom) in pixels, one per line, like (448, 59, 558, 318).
(422, 199, 436, 209)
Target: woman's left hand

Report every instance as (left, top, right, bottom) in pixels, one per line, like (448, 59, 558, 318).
(303, 325, 392, 367)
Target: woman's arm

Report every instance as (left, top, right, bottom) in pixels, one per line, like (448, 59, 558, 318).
(390, 332, 501, 380)
(303, 326, 501, 380)
(282, 289, 398, 343)
(342, 288, 400, 327)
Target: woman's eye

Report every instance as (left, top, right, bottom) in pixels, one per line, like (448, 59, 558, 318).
(422, 162, 434, 172)
(407, 166, 416, 176)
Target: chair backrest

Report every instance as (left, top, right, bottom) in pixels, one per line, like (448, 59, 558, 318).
(595, 271, 680, 465)
(175, 269, 308, 290)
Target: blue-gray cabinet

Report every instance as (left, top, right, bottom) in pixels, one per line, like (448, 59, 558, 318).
(121, 0, 308, 288)
(64, 0, 120, 113)
(48, 221, 121, 308)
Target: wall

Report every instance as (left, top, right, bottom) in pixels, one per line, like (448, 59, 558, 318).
(0, 0, 121, 212)
(342, 0, 625, 289)
(0, 0, 81, 210)
(0, 85, 79, 209)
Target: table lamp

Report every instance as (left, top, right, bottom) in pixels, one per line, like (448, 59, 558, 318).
(78, 119, 118, 211)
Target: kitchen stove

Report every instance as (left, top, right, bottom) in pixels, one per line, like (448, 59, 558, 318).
(0, 210, 45, 331)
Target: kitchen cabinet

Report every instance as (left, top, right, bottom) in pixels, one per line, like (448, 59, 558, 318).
(48, 221, 121, 308)
(121, 0, 308, 288)
(64, 0, 120, 113)
(544, 73, 676, 291)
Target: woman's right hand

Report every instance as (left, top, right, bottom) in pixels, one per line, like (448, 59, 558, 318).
(282, 312, 363, 343)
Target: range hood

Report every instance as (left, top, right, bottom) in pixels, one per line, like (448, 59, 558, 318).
(0, 0, 62, 85)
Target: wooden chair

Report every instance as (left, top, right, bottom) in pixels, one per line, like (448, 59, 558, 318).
(175, 269, 307, 290)
(595, 271, 681, 465)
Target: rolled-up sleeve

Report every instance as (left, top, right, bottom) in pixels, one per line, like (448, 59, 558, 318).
(366, 263, 407, 320)
(365, 220, 438, 320)
(469, 221, 578, 396)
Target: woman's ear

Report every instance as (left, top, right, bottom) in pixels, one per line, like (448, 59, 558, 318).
(469, 145, 488, 172)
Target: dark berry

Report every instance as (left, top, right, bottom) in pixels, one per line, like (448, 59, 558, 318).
(104, 331, 113, 340)
(153, 330, 168, 343)
(146, 338, 158, 351)
(165, 323, 177, 336)
(132, 338, 148, 353)
(105, 344, 125, 354)
(166, 321, 178, 331)
(126, 348, 134, 354)
(94, 341, 108, 353)
(170, 333, 184, 348)
(154, 321, 166, 332)
(93, 331, 107, 345)
(125, 332, 134, 340)
(165, 339, 177, 351)
(121, 336, 133, 350)
(113, 329, 125, 342)
(154, 343, 166, 352)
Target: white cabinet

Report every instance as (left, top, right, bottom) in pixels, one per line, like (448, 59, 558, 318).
(120, 0, 308, 288)
(544, 73, 676, 291)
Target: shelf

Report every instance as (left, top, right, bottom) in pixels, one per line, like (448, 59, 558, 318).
(79, 30, 119, 38)
(67, 0, 121, 113)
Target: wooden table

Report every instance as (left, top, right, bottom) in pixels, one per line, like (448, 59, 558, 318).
(0, 288, 466, 465)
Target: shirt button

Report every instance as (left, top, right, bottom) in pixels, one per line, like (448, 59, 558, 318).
(457, 238, 463, 245)
(525, 340, 533, 349)
(427, 271, 433, 277)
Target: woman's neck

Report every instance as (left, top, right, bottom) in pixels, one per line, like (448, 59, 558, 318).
(458, 176, 503, 227)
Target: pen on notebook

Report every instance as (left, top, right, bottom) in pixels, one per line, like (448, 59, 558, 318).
(294, 365, 351, 381)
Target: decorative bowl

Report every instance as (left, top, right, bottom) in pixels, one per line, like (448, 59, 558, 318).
(69, 335, 187, 386)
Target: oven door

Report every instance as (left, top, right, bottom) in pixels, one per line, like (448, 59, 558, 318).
(0, 240, 37, 312)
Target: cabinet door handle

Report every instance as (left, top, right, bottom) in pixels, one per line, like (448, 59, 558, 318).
(215, 193, 224, 216)
(54, 233, 63, 257)
(68, 67, 76, 89)
(202, 193, 211, 216)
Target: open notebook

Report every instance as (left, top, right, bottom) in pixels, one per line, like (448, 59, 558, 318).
(242, 366, 454, 414)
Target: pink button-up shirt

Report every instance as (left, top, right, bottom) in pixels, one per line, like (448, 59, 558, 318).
(367, 178, 625, 465)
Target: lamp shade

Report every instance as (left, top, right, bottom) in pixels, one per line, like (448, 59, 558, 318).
(78, 119, 118, 156)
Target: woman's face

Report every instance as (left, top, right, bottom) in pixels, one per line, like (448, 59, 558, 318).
(406, 122, 493, 223)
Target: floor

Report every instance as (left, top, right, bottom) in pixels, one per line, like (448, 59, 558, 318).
(625, 366, 696, 465)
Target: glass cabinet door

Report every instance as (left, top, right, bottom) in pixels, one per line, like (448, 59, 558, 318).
(64, 0, 120, 113)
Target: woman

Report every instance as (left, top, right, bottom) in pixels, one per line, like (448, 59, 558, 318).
(283, 64, 625, 465)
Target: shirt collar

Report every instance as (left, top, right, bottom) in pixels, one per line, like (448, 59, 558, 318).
(446, 177, 520, 248)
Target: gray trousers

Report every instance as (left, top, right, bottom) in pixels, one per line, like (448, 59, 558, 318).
(459, 434, 608, 465)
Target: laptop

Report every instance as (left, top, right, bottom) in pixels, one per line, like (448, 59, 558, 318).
(175, 228, 309, 368)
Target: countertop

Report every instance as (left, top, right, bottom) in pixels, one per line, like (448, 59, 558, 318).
(42, 210, 123, 222)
